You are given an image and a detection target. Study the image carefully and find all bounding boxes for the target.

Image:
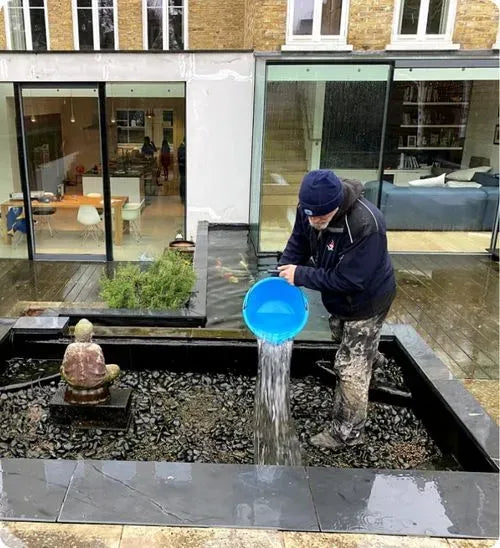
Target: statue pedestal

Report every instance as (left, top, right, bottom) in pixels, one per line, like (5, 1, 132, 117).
(49, 388, 132, 431)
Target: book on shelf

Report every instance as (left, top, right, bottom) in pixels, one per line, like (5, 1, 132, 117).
(398, 153, 420, 170)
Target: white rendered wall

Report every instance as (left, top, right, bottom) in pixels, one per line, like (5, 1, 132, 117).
(0, 52, 255, 239)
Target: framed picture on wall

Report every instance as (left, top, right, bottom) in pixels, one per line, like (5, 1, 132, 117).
(494, 125, 499, 145)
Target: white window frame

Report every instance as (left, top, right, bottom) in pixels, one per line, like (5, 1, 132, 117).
(142, 0, 188, 51)
(387, 0, 459, 50)
(72, 0, 119, 51)
(493, 16, 500, 50)
(283, 0, 352, 51)
(5, 0, 50, 51)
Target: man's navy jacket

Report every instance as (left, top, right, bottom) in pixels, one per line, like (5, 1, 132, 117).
(279, 180, 396, 321)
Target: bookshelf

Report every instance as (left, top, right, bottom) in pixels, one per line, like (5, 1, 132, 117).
(386, 81, 472, 172)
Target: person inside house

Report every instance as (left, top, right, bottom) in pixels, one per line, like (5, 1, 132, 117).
(141, 136, 157, 159)
(177, 138, 186, 205)
(160, 139, 171, 181)
(278, 170, 396, 451)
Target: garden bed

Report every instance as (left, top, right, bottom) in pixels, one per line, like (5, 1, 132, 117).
(39, 222, 209, 327)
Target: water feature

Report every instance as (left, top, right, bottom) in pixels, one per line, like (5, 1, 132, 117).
(243, 276, 309, 466)
(255, 339, 301, 466)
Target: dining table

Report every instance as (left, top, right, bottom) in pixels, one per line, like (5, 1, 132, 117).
(1, 194, 129, 246)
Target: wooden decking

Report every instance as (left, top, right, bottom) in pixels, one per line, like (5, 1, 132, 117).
(0, 254, 497, 382)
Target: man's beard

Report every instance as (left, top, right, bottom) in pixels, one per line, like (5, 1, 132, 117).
(309, 220, 330, 231)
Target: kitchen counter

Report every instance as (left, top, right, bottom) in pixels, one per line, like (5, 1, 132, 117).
(82, 172, 145, 205)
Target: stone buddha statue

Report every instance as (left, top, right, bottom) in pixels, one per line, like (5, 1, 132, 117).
(61, 319, 120, 404)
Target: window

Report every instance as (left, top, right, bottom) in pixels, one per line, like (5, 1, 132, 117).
(388, 0, 459, 50)
(284, 0, 352, 51)
(5, 0, 49, 50)
(116, 109, 145, 144)
(72, 0, 118, 50)
(143, 0, 186, 51)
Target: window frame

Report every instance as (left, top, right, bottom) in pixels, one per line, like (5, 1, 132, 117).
(283, 0, 352, 51)
(72, 0, 119, 51)
(142, 0, 188, 51)
(387, 0, 459, 50)
(5, 0, 51, 51)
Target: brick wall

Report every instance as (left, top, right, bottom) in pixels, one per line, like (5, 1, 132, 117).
(348, 0, 393, 50)
(189, 0, 245, 49)
(244, 0, 287, 50)
(47, 0, 73, 50)
(454, 0, 499, 49)
(0, 9, 6, 50)
(118, 0, 143, 50)
(242, 0, 498, 52)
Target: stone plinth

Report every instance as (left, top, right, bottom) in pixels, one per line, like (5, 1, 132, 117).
(50, 388, 132, 431)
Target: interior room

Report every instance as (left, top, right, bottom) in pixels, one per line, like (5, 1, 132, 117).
(0, 83, 186, 261)
(258, 65, 499, 254)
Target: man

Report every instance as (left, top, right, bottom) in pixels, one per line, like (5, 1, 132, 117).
(278, 170, 396, 450)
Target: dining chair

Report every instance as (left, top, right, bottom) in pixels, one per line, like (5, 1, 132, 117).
(77, 205, 102, 244)
(122, 203, 142, 242)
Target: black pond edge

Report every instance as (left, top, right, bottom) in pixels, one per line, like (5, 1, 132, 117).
(0, 323, 498, 538)
(46, 221, 209, 328)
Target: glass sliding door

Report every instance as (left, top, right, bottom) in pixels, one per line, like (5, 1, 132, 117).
(20, 85, 108, 259)
(258, 63, 391, 252)
(105, 83, 186, 261)
(378, 66, 500, 253)
(0, 84, 28, 258)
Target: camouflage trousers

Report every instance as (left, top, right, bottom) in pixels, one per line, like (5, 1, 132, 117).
(328, 309, 388, 445)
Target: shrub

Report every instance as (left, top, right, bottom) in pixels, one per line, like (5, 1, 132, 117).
(100, 251, 196, 310)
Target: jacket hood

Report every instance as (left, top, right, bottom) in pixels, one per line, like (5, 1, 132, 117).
(336, 179, 364, 218)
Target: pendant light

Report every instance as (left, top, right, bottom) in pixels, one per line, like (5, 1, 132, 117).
(110, 96, 116, 124)
(29, 89, 36, 123)
(70, 90, 76, 123)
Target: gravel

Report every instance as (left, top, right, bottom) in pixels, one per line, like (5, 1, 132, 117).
(0, 357, 458, 470)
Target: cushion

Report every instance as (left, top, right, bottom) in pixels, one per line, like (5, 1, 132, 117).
(408, 173, 446, 187)
(472, 172, 499, 187)
(269, 173, 289, 185)
(446, 180, 482, 188)
(447, 166, 491, 181)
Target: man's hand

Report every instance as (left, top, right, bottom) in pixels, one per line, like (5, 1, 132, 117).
(278, 264, 297, 286)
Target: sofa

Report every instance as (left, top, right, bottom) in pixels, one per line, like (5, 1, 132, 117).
(363, 179, 498, 231)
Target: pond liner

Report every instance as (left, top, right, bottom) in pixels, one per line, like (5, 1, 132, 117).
(0, 373, 60, 393)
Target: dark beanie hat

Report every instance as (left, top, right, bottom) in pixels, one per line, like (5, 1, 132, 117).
(299, 170, 344, 216)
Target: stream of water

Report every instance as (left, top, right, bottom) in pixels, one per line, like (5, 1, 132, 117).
(254, 339, 302, 466)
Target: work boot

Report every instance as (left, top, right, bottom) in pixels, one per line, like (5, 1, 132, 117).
(310, 430, 364, 451)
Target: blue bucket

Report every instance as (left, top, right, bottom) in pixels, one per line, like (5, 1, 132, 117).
(242, 277, 309, 345)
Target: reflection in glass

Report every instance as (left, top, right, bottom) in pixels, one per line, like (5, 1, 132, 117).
(147, 5, 163, 50)
(400, 0, 420, 34)
(321, 0, 342, 35)
(99, 5, 115, 49)
(77, 5, 94, 50)
(169, 2, 184, 50)
(293, 0, 314, 35)
(29, 7, 47, 50)
(426, 0, 447, 34)
(7, 1, 27, 50)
